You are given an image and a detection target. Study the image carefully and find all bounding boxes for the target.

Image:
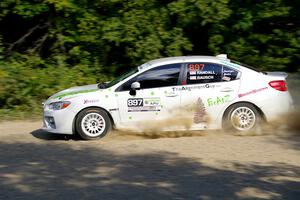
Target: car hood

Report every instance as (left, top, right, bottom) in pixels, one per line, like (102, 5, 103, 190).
(49, 84, 100, 101)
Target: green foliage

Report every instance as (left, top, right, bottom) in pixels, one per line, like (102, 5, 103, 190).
(207, 0, 300, 72)
(0, 0, 299, 118)
(0, 53, 109, 116)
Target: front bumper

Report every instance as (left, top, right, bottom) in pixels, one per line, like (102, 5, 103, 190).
(43, 108, 76, 135)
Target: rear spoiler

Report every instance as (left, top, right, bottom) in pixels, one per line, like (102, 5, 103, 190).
(265, 72, 288, 78)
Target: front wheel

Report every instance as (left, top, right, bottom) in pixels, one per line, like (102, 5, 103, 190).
(76, 108, 111, 140)
(223, 103, 261, 132)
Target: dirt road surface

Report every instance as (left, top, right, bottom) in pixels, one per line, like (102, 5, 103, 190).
(0, 121, 299, 200)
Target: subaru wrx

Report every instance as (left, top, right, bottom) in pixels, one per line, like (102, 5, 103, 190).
(43, 54, 293, 139)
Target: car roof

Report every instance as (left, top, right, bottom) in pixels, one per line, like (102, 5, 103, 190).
(138, 55, 229, 71)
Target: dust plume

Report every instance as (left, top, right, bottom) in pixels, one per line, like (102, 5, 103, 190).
(108, 129, 206, 140)
(265, 108, 300, 136)
(278, 73, 300, 134)
(287, 73, 300, 106)
(256, 73, 300, 136)
(108, 104, 208, 139)
(109, 73, 300, 139)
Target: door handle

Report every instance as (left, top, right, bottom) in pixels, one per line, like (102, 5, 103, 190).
(220, 88, 234, 92)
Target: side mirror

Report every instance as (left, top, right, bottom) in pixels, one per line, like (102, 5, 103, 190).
(131, 82, 140, 90)
(129, 81, 140, 96)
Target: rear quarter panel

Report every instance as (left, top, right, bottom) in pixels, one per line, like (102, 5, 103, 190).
(235, 70, 293, 122)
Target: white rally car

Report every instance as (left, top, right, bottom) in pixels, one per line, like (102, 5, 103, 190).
(43, 54, 293, 139)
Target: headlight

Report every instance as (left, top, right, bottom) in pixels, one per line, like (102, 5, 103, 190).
(48, 101, 71, 110)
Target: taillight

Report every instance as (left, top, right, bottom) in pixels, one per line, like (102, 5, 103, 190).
(269, 80, 287, 91)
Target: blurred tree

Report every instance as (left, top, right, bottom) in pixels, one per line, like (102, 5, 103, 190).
(207, 0, 300, 72)
(0, 0, 299, 116)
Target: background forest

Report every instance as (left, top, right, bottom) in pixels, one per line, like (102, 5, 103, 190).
(0, 0, 299, 118)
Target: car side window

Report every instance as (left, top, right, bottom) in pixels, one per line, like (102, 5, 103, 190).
(186, 63, 222, 84)
(118, 63, 181, 91)
(222, 66, 239, 81)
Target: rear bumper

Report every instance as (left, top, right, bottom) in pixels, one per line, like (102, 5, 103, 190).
(261, 91, 294, 122)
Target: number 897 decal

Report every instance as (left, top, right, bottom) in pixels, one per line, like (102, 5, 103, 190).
(127, 98, 143, 107)
(127, 98, 161, 112)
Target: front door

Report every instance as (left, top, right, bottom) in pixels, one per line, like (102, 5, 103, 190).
(115, 63, 182, 130)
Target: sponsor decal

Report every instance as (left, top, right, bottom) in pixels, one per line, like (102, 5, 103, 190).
(207, 95, 230, 106)
(127, 98, 161, 112)
(223, 69, 236, 76)
(220, 61, 241, 69)
(222, 76, 231, 81)
(53, 89, 98, 100)
(238, 87, 268, 98)
(84, 99, 100, 104)
(172, 84, 221, 92)
(194, 98, 208, 123)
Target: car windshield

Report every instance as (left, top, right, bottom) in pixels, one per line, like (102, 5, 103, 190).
(100, 68, 138, 89)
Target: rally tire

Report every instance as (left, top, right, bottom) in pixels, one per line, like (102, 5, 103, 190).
(76, 108, 111, 140)
(223, 103, 261, 133)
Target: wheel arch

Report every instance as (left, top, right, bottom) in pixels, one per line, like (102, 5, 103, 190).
(72, 106, 115, 134)
(222, 101, 266, 128)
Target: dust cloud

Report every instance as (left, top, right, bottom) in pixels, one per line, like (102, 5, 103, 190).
(276, 73, 300, 135)
(108, 105, 207, 139)
(108, 73, 300, 139)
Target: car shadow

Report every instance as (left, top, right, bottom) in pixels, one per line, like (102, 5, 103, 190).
(0, 142, 299, 200)
(31, 129, 81, 141)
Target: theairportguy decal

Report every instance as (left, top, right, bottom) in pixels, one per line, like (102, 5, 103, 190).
(127, 98, 161, 112)
(172, 84, 221, 92)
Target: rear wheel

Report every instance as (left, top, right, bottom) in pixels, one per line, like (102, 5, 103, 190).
(76, 108, 111, 140)
(223, 103, 261, 132)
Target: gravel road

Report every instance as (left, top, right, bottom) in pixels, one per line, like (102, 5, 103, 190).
(0, 121, 299, 200)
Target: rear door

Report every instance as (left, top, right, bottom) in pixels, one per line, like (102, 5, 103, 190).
(180, 62, 241, 129)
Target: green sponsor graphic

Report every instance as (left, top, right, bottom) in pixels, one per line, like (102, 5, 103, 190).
(144, 98, 160, 106)
(52, 89, 98, 99)
(207, 95, 230, 106)
(221, 61, 241, 69)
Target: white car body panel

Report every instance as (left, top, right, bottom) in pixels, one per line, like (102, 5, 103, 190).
(116, 86, 181, 129)
(42, 55, 294, 135)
